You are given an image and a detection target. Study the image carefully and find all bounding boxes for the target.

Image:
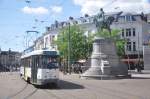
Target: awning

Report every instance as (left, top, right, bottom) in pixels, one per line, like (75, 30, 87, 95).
(121, 58, 143, 63)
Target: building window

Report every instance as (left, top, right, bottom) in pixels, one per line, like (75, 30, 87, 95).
(132, 16, 136, 21)
(127, 42, 131, 51)
(126, 28, 131, 37)
(133, 42, 136, 51)
(126, 15, 132, 21)
(122, 29, 124, 37)
(133, 28, 136, 36)
(45, 37, 48, 48)
(121, 16, 125, 21)
(52, 35, 55, 42)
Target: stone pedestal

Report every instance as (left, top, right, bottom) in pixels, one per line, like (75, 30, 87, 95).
(81, 37, 128, 79)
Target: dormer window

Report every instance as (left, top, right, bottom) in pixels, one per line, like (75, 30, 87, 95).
(85, 14, 89, 17)
(69, 16, 74, 20)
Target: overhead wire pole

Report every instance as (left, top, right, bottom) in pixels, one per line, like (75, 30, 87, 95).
(68, 23, 71, 74)
(138, 32, 141, 72)
(24, 0, 39, 47)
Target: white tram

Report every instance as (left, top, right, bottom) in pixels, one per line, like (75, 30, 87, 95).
(20, 50, 59, 85)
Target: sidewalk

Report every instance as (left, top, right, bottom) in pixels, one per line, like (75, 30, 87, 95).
(130, 70, 150, 79)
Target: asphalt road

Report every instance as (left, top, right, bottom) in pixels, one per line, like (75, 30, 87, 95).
(0, 72, 150, 99)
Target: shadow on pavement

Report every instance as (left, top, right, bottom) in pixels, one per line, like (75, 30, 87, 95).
(35, 80, 84, 90)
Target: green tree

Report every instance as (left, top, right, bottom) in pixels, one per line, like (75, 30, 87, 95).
(56, 25, 93, 62)
(96, 29, 126, 58)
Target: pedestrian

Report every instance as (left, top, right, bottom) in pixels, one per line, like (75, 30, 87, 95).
(136, 63, 142, 73)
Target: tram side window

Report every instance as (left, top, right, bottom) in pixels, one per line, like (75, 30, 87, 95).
(38, 56, 42, 68)
(35, 56, 40, 68)
(32, 56, 40, 68)
(29, 57, 32, 67)
(41, 56, 47, 69)
(21, 59, 25, 67)
(25, 58, 27, 67)
(23, 57, 31, 67)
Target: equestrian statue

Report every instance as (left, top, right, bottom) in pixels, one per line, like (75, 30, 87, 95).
(93, 8, 122, 36)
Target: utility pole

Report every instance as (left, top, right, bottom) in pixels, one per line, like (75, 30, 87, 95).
(126, 38, 131, 74)
(68, 23, 71, 74)
(137, 32, 141, 72)
(8, 48, 11, 73)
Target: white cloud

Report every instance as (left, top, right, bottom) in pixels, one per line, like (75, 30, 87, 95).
(22, 6, 49, 15)
(50, 5, 62, 15)
(73, 0, 150, 15)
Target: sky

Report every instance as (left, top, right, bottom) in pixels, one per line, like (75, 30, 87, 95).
(0, 0, 150, 52)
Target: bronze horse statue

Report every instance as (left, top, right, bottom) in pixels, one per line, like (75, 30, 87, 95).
(93, 11, 122, 36)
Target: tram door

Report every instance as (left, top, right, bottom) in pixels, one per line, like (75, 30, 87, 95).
(31, 56, 39, 83)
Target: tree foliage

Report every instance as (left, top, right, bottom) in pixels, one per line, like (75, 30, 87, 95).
(56, 25, 93, 62)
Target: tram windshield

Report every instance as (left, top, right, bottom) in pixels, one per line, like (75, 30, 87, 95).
(41, 55, 59, 69)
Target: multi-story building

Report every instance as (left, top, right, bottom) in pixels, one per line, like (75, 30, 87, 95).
(43, 26, 58, 50)
(111, 12, 150, 69)
(34, 36, 44, 50)
(0, 49, 21, 71)
(112, 12, 150, 55)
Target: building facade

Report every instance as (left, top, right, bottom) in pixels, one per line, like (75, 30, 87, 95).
(112, 12, 150, 55)
(0, 49, 21, 71)
(34, 36, 44, 50)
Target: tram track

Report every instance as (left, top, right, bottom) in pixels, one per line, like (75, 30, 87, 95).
(6, 82, 28, 99)
(6, 80, 38, 99)
(23, 88, 38, 99)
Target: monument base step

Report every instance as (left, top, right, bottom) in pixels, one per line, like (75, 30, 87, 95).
(80, 74, 131, 80)
(80, 74, 115, 80)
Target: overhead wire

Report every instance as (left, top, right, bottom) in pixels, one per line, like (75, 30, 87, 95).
(0, 0, 34, 51)
(103, 0, 118, 9)
(41, 0, 65, 23)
